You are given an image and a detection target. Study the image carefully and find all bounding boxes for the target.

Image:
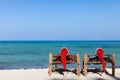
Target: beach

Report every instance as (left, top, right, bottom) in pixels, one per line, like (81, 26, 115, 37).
(0, 41, 120, 80)
(0, 68, 120, 80)
(1, 0, 120, 79)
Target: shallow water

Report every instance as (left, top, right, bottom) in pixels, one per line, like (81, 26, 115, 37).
(0, 41, 119, 69)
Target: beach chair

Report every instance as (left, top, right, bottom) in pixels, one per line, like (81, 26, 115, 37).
(48, 48, 80, 76)
(82, 48, 115, 77)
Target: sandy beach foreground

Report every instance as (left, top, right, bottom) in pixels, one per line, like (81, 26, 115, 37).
(0, 68, 120, 80)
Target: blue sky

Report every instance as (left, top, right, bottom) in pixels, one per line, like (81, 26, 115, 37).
(0, 0, 120, 40)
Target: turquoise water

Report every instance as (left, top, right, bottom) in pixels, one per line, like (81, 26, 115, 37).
(0, 41, 120, 69)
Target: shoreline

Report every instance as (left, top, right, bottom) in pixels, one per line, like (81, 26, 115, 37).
(0, 68, 120, 80)
(1, 65, 120, 70)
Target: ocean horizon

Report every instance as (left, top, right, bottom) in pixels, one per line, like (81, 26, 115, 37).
(0, 40, 120, 69)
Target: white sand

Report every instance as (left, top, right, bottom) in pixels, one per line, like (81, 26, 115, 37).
(0, 68, 120, 80)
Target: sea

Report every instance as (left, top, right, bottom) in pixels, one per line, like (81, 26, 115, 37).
(0, 41, 120, 69)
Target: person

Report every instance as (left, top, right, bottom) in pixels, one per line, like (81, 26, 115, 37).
(60, 47, 69, 70)
(96, 48, 105, 72)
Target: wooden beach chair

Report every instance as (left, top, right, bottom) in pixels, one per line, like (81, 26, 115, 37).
(48, 53, 81, 76)
(82, 53, 115, 77)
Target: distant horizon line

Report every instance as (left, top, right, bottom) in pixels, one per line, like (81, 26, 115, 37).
(0, 40, 120, 41)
